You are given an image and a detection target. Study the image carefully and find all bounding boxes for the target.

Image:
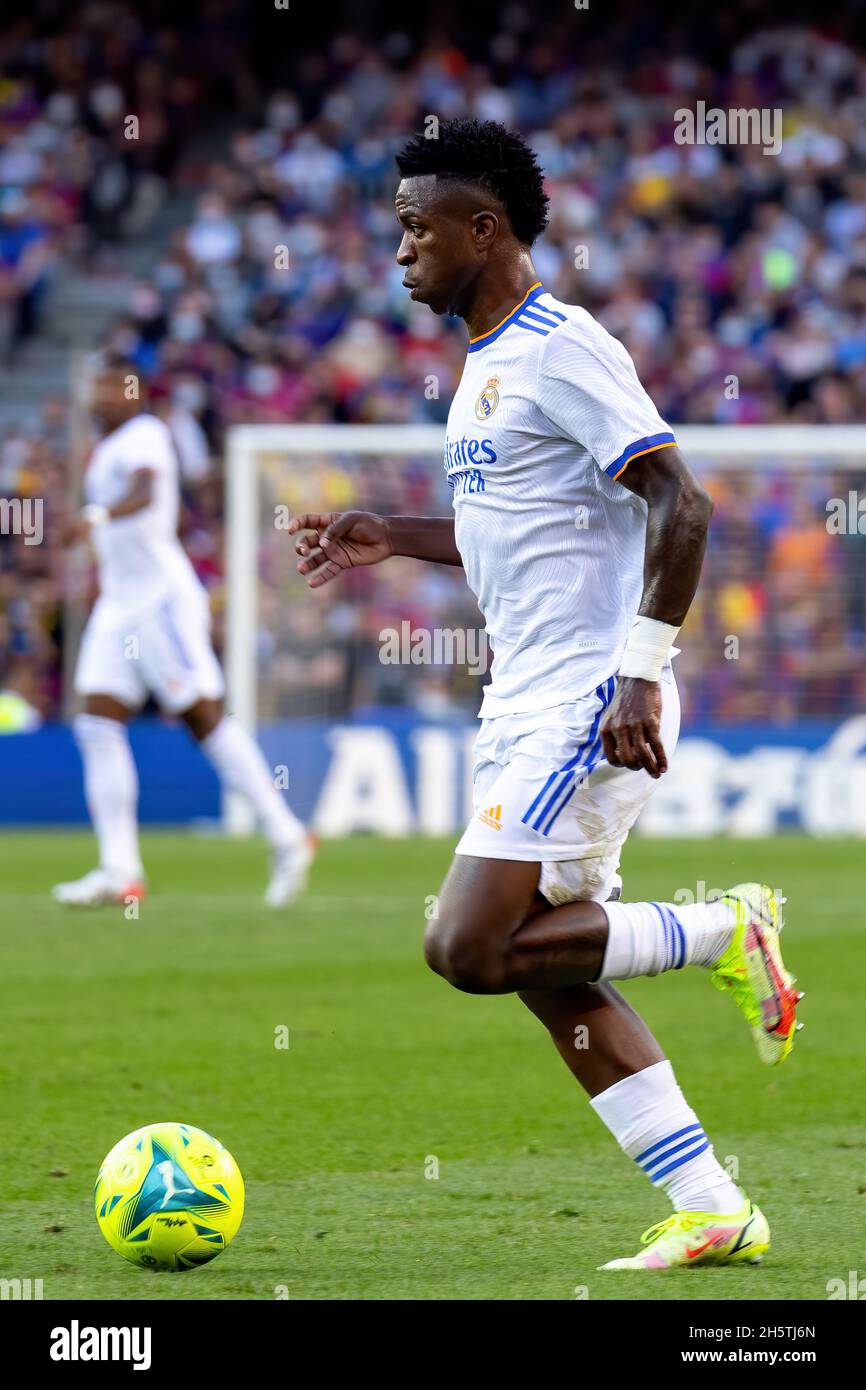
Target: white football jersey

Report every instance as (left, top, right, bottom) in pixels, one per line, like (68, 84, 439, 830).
(84, 413, 205, 614)
(446, 282, 677, 718)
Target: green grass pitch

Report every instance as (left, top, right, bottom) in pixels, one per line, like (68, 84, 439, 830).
(0, 830, 861, 1301)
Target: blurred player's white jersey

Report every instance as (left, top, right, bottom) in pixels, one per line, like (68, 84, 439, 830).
(446, 282, 676, 718)
(75, 412, 223, 713)
(83, 412, 203, 613)
(64, 409, 309, 910)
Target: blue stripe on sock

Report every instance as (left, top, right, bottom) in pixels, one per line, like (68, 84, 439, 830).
(641, 1129, 708, 1176)
(647, 1138, 711, 1182)
(670, 907, 686, 969)
(660, 903, 685, 970)
(650, 902, 672, 971)
(635, 1122, 704, 1166)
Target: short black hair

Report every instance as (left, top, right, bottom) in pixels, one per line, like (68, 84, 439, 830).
(98, 351, 143, 378)
(395, 118, 550, 246)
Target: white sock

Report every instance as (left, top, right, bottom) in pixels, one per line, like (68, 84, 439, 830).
(74, 714, 143, 882)
(201, 716, 305, 850)
(590, 1060, 743, 1214)
(599, 898, 735, 980)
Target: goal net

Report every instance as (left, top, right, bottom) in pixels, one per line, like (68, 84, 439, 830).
(225, 425, 866, 838)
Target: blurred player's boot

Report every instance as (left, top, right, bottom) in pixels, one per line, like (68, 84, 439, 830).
(711, 883, 802, 1065)
(52, 868, 146, 907)
(265, 834, 316, 908)
(599, 1198, 769, 1270)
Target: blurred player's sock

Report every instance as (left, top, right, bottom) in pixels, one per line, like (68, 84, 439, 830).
(264, 836, 316, 908)
(74, 713, 143, 883)
(598, 897, 735, 980)
(201, 716, 306, 851)
(590, 1059, 743, 1213)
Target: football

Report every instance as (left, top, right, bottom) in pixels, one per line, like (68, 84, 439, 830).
(94, 1122, 244, 1272)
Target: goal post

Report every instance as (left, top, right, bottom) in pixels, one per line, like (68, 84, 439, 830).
(224, 423, 866, 837)
(224, 424, 446, 832)
(226, 424, 445, 734)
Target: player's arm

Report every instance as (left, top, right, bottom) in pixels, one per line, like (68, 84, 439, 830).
(600, 445, 712, 778)
(63, 468, 155, 545)
(289, 512, 462, 589)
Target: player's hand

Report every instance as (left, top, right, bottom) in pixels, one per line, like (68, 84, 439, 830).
(600, 677, 668, 779)
(288, 511, 393, 588)
(60, 517, 90, 547)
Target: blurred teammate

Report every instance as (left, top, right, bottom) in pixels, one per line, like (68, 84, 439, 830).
(289, 120, 802, 1270)
(54, 358, 313, 908)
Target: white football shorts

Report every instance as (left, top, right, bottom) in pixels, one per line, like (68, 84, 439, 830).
(75, 588, 225, 714)
(455, 666, 680, 905)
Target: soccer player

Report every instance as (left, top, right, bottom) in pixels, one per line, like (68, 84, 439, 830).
(54, 358, 313, 908)
(289, 120, 803, 1270)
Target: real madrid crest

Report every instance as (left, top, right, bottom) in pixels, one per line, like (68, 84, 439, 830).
(475, 376, 500, 422)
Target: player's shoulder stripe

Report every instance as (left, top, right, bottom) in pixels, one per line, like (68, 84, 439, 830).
(520, 304, 567, 330)
(467, 282, 573, 353)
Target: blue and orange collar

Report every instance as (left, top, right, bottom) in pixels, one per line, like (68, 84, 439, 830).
(467, 281, 545, 353)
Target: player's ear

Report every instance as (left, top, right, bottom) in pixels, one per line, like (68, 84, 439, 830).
(472, 210, 499, 253)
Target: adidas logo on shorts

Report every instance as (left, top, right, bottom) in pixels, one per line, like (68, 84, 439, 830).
(478, 804, 502, 830)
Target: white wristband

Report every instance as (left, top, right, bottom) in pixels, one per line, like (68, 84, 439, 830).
(619, 616, 680, 682)
(81, 503, 109, 528)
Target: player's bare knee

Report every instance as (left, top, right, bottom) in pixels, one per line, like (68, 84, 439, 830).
(181, 698, 222, 742)
(424, 916, 506, 994)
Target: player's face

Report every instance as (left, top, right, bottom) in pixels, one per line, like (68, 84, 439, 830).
(395, 177, 482, 316)
(90, 371, 136, 429)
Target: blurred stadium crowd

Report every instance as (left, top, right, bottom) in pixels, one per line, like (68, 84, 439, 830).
(2, 0, 866, 726)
